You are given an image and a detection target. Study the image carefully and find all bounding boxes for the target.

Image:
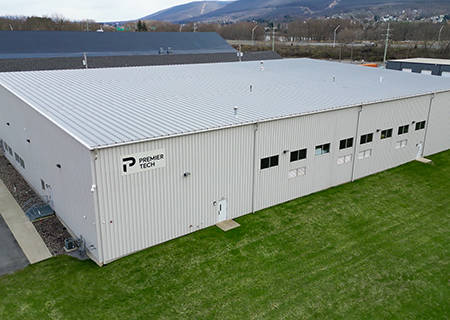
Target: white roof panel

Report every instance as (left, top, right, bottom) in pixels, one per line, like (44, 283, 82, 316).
(1, 58, 450, 149)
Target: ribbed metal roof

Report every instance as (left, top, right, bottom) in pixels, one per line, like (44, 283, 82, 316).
(1, 58, 449, 150)
(0, 31, 235, 59)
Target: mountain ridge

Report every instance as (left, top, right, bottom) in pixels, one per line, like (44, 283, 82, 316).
(140, 0, 450, 23)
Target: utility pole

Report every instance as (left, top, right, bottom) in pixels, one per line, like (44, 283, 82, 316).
(251, 25, 258, 46)
(82, 53, 88, 69)
(272, 26, 277, 52)
(383, 22, 390, 65)
(438, 25, 445, 43)
(333, 25, 340, 48)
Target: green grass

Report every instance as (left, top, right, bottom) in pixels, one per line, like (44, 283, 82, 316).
(1, 151, 449, 320)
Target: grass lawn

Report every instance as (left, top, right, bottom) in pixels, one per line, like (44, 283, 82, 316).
(1, 151, 449, 319)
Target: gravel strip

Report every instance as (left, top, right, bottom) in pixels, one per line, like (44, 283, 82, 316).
(0, 150, 70, 256)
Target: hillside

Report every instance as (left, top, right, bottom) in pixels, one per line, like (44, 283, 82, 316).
(141, 1, 232, 22)
(145, 0, 450, 22)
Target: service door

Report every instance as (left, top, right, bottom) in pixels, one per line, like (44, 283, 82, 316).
(217, 199, 227, 223)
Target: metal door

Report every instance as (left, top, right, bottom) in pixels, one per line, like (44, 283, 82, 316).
(217, 199, 227, 223)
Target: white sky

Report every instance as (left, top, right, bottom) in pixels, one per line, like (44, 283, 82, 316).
(0, 0, 206, 22)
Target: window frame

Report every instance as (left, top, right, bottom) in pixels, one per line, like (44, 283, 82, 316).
(360, 133, 373, 145)
(260, 155, 279, 170)
(290, 148, 307, 162)
(339, 137, 354, 150)
(315, 143, 331, 156)
(398, 125, 409, 135)
(380, 128, 393, 140)
(415, 121, 426, 131)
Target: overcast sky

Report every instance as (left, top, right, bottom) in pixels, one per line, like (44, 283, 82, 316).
(0, 0, 207, 22)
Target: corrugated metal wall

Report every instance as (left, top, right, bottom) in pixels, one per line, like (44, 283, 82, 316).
(354, 94, 432, 179)
(0, 85, 99, 259)
(95, 92, 449, 264)
(424, 91, 450, 156)
(254, 107, 360, 211)
(95, 126, 254, 263)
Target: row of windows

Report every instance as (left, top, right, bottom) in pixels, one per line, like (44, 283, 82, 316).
(260, 120, 426, 170)
(2, 141, 25, 169)
(361, 121, 425, 145)
(277, 138, 410, 178)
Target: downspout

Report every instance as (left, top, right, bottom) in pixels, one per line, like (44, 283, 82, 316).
(351, 105, 363, 182)
(421, 93, 435, 157)
(251, 123, 259, 213)
(90, 149, 105, 266)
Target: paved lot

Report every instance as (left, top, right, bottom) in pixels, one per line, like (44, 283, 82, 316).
(0, 214, 28, 276)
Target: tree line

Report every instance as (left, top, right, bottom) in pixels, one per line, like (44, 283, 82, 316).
(1, 15, 449, 43)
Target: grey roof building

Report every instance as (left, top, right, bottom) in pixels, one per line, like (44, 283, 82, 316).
(2, 58, 447, 264)
(0, 31, 280, 72)
(386, 58, 450, 77)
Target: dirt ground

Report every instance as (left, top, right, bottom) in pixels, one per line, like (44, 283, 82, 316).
(0, 150, 70, 256)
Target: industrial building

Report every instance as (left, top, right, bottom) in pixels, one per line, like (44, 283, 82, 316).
(0, 58, 449, 265)
(387, 58, 450, 77)
(0, 31, 280, 72)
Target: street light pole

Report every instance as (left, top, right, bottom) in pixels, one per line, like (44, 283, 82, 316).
(383, 22, 391, 65)
(333, 25, 341, 48)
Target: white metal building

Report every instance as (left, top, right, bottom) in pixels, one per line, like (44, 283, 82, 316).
(0, 58, 449, 265)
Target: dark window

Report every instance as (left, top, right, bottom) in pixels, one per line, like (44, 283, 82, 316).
(398, 125, 409, 135)
(261, 155, 279, 170)
(14, 152, 20, 163)
(415, 121, 426, 131)
(315, 143, 330, 156)
(380, 128, 393, 139)
(41, 179, 46, 190)
(19, 158, 25, 169)
(339, 137, 354, 150)
(360, 133, 373, 144)
(290, 148, 307, 162)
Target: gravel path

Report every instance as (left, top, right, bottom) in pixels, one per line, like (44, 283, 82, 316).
(0, 151, 70, 256)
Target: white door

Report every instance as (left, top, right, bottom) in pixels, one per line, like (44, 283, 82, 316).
(416, 142, 423, 159)
(217, 199, 227, 223)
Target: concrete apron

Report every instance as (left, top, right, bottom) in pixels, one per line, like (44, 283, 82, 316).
(0, 180, 51, 264)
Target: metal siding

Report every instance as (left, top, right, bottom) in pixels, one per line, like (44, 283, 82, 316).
(95, 126, 254, 263)
(254, 108, 359, 211)
(354, 95, 431, 179)
(95, 93, 448, 263)
(423, 91, 450, 156)
(1, 59, 450, 149)
(0, 85, 99, 259)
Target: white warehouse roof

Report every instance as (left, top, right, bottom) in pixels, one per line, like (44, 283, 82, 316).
(1, 58, 450, 149)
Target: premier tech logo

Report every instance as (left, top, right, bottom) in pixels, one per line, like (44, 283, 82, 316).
(121, 149, 166, 175)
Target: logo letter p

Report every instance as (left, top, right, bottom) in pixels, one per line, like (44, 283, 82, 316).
(122, 157, 136, 173)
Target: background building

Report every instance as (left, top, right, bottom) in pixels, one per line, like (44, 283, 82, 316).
(0, 31, 280, 72)
(0, 59, 449, 265)
(387, 58, 450, 77)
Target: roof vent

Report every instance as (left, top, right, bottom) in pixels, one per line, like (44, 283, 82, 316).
(260, 61, 264, 71)
(233, 106, 239, 117)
